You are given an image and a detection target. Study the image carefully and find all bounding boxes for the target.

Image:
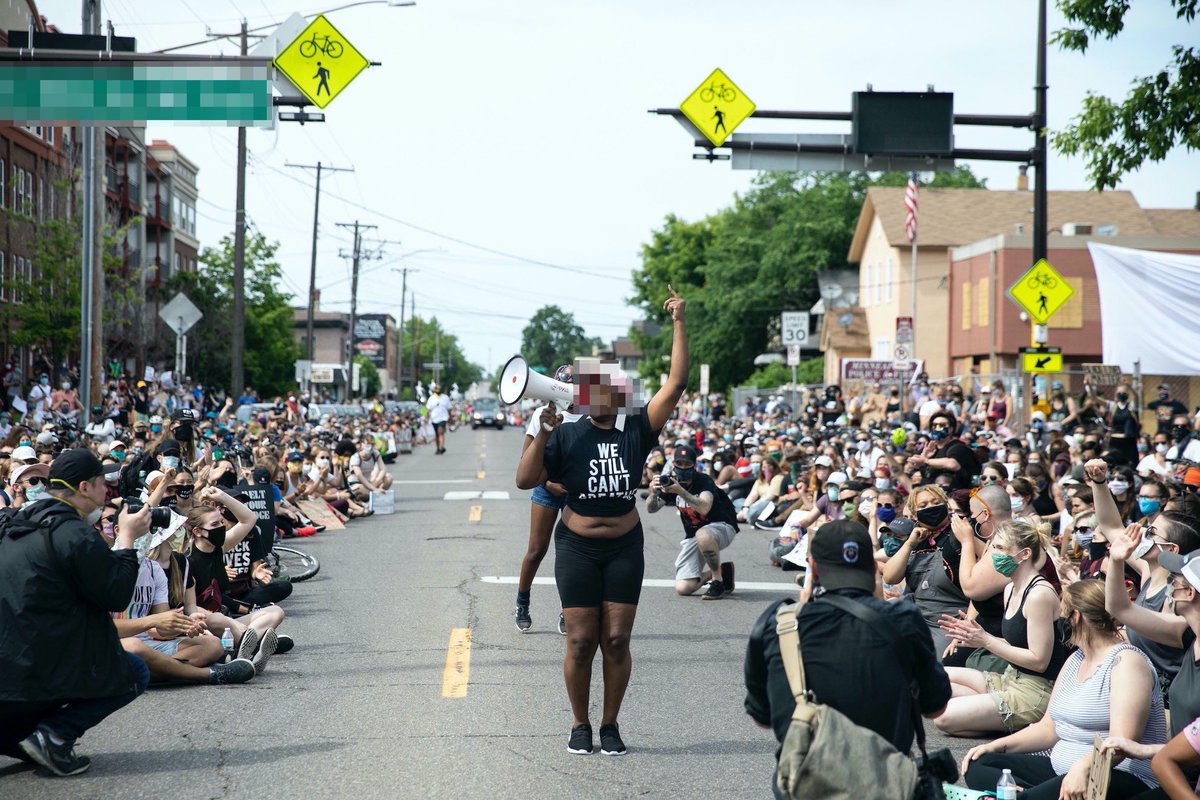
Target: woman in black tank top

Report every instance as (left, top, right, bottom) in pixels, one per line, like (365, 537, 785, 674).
(932, 520, 1065, 737)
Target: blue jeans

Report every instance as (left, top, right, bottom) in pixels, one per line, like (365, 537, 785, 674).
(0, 652, 149, 747)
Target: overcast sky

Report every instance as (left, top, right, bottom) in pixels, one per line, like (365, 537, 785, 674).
(37, 0, 1200, 375)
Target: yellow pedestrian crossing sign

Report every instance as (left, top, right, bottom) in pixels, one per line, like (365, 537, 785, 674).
(1021, 348, 1063, 374)
(1008, 258, 1073, 324)
(679, 68, 755, 147)
(273, 14, 369, 109)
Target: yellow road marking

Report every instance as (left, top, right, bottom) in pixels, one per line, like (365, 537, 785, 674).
(476, 470, 486, 479)
(468, 505, 482, 522)
(440, 627, 472, 698)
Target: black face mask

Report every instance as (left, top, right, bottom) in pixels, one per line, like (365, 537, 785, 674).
(175, 486, 193, 500)
(1174, 426, 1190, 442)
(162, 495, 178, 508)
(1087, 541, 1107, 562)
(915, 504, 948, 529)
(201, 525, 226, 548)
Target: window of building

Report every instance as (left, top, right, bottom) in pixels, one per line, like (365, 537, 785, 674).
(13, 166, 21, 211)
(37, 178, 43, 222)
(872, 337, 891, 359)
(0, 252, 6, 301)
(863, 262, 872, 307)
(884, 257, 893, 302)
(0, 159, 5, 209)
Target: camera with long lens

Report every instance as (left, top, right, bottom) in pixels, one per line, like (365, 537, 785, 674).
(123, 497, 174, 529)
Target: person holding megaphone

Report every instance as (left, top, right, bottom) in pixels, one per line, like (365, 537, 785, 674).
(516, 285, 688, 757)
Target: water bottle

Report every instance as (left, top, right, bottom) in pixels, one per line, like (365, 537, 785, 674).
(996, 768, 1018, 800)
(220, 628, 234, 660)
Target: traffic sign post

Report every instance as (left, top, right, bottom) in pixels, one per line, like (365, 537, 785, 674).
(679, 68, 755, 147)
(894, 316, 914, 363)
(158, 293, 203, 381)
(1008, 258, 1073, 325)
(273, 14, 369, 109)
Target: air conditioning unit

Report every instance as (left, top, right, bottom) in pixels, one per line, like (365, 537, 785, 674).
(1062, 222, 1093, 236)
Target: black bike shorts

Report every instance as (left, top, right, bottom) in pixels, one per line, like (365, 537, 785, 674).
(554, 520, 644, 608)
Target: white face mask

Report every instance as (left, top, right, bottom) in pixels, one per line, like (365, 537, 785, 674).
(1010, 496, 1025, 512)
(857, 499, 874, 518)
(1156, 444, 1168, 454)
(24, 484, 47, 502)
(874, 478, 891, 492)
(1108, 480, 1130, 496)
(316, 458, 330, 469)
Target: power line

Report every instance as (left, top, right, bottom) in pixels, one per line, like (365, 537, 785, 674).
(249, 156, 633, 282)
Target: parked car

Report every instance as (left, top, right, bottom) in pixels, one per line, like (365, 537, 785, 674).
(471, 397, 505, 430)
(306, 403, 368, 422)
(234, 403, 280, 424)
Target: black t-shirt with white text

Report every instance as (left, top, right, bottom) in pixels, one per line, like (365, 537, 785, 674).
(223, 530, 267, 598)
(544, 409, 659, 517)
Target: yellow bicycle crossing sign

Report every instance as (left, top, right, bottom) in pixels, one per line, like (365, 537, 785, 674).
(679, 68, 755, 147)
(273, 14, 368, 109)
(1008, 258, 1073, 325)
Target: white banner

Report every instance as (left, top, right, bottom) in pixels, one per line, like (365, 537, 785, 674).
(1088, 243, 1200, 375)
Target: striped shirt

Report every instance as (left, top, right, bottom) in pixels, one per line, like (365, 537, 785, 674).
(1048, 643, 1167, 787)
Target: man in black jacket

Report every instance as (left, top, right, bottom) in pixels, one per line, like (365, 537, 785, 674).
(0, 448, 152, 776)
(744, 520, 951, 798)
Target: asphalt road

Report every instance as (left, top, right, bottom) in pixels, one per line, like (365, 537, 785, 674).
(0, 426, 975, 800)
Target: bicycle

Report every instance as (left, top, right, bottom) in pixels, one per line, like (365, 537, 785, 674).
(270, 545, 320, 582)
(1026, 273, 1058, 290)
(699, 82, 736, 103)
(298, 33, 344, 59)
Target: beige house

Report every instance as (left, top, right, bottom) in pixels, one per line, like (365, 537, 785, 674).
(845, 185, 1166, 381)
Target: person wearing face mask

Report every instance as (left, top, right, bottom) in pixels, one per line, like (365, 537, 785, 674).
(184, 487, 287, 671)
(9, 462, 51, 509)
(934, 520, 1069, 737)
(0, 448, 153, 776)
(735, 456, 785, 524)
(648, 445, 739, 599)
(1166, 413, 1200, 467)
(26, 374, 52, 425)
(1106, 384, 1142, 467)
(882, 484, 970, 656)
(909, 411, 980, 492)
(1148, 384, 1188, 437)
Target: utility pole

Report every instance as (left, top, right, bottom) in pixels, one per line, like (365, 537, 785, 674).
(78, 0, 106, 423)
(287, 161, 354, 383)
(230, 19, 248, 396)
(336, 221, 379, 401)
(410, 292, 418, 395)
(90, 21, 105, 409)
(396, 267, 408, 397)
(1032, 0, 1048, 265)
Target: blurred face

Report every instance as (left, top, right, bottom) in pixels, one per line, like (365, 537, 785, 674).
(1069, 494, 1092, 516)
(913, 490, 941, 512)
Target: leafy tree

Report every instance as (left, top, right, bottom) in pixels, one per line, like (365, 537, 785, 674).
(519, 305, 602, 373)
(398, 314, 482, 393)
(1052, 0, 1198, 189)
(745, 357, 825, 389)
(628, 169, 985, 393)
(353, 355, 381, 397)
(0, 181, 136, 372)
(162, 225, 301, 397)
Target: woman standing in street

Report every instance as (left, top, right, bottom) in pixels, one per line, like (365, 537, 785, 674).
(517, 286, 687, 757)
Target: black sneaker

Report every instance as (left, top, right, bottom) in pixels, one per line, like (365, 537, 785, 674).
(753, 519, 782, 531)
(557, 612, 566, 636)
(251, 628, 278, 675)
(599, 723, 627, 756)
(236, 628, 259, 661)
(567, 724, 593, 755)
(208, 658, 256, 685)
(275, 634, 295, 654)
(18, 730, 90, 776)
(701, 579, 725, 600)
(721, 562, 735, 593)
(514, 603, 532, 633)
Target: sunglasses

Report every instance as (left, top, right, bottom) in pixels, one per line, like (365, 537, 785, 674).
(23, 476, 48, 486)
(877, 502, 895, 509)
(980, 475, 1001, 484)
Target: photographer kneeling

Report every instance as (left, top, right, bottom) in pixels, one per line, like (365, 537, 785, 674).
(0, 449, 152, 776)
(745, 520, 952, 799)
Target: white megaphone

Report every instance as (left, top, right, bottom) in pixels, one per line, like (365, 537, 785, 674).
(499, 355, 574, 408)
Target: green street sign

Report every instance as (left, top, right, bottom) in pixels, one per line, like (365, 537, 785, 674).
(0, 63, 273, 126)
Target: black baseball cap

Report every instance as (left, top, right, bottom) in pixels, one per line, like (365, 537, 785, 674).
(154, 439, 182, 457)
(673, 445, 698, 465)
(48, 447, 104, 488)
(881, 517, 916, 540)
(172, 408, 201, 423)
(809, 519, 876, 592)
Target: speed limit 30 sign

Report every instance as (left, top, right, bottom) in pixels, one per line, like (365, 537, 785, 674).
(781, 311, 809, 346)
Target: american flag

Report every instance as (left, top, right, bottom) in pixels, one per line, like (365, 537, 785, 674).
(904, 172, 919, 243)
